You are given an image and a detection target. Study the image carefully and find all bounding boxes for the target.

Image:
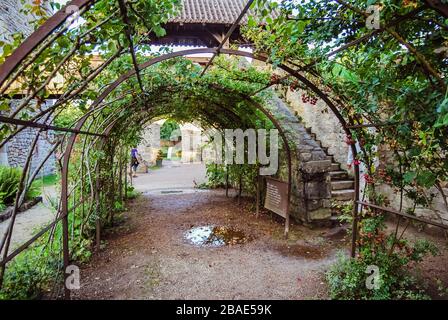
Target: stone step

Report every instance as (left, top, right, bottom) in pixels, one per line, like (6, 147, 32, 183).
(326, 155, 334, 161)
(331, 163, 340, 171)
(330, 170, 349, 180)
(331, 180, 354, 190)
(331, 189, 355, 201)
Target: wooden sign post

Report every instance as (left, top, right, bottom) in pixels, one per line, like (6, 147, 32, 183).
(264, 177, 290, 237)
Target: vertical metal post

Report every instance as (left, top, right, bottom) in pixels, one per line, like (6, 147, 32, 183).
(256, 173, 260, 217)
(71, 188, 76, 240)
(283, 133, 292, 239)
(124, 157, 128, 199)
(118, 149, 123, 203)
(225, 165, 229, 198)
(351, 143, 360, 258)
(61, 135, 73, 300)
(109, 146, 115, 225)
(95, 163, 101, 252)
(238, 170, 242, 205)
(129, 154, 133, 187)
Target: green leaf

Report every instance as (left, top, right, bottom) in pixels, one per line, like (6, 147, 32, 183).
(153, 25, 166, 37)
(416, 171, 437, 188)
(0, 101, 10, 111)
(403, 172, 416, 184)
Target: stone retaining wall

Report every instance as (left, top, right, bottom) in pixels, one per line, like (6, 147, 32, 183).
(6, 126, 57, 177)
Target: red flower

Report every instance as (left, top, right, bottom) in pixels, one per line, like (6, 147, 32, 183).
(363, 174, 375, 184)
(345, 136, 355, 145)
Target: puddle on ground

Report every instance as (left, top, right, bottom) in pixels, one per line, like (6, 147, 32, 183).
(160, 190, 183, 194)
(185, 225, 253, 247)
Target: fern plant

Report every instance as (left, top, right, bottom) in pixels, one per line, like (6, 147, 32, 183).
(0, 166, 40, 209)
(0, 166, 22, 206)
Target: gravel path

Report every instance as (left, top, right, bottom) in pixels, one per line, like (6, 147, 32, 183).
(0, 185, 58, 253)
(72, 161, 345, 300)
(72, 190, 344, 300)
(59, 161, 448, 299)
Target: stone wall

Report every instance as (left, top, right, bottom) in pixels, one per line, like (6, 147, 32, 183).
(138, 122, 162, 168)
(137, 120, 203, 166)
(0, 0, 52, 44)
(180, 123, 202, 163)
(0, 1, 56, 177)
(285, 89, 349, 171)
(4, 100, 57, 176)
(6, 126, 57, 177)
(377, 143, 448, 229)
(267, 94, 333, 224)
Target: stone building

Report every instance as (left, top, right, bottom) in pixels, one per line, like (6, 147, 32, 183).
(136, 120, 203, 172)
(0, 0, 57, 177)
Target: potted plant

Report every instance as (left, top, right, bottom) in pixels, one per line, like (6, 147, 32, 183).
(156, 150, 164, 167)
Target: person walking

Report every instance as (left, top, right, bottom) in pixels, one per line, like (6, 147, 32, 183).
(131, 147, 139, 178)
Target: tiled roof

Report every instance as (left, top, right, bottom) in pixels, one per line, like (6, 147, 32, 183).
(168, 0, 272, 25)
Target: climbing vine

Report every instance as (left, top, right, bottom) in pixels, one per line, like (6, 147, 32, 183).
(246, 0, 447, 299)
(1, 0, 447, 299)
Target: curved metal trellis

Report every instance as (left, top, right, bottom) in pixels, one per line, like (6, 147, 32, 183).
(2, 0, 445, 299)
(57, 48, 361, 297)
(0, 0, 363, 299)
(0, 0, 368, 297)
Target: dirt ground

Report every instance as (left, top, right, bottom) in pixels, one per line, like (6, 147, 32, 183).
(72, 189, 348, 300)
(70, 162, 448, 300)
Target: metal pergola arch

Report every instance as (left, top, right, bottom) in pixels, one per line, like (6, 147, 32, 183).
(4, 0, 446, 299)
(0, 0, 363, 299)
(52, 47, 359, 298)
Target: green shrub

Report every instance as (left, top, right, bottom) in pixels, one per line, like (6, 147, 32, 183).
(0, 166, 22, 206)
(0, 220, 94, 300)
(326, 238, 439, 300)
(199, 164, 226, 189)
(156, 149, 164, 161)
(114, 200, 125, 212)
(160, 120, 180, 140)
(0, 246, 59, 300)
(126, 186, 139, 199)
(198, 164, 258, 193)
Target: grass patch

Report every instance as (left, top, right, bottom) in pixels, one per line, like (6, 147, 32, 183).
(33, 174, 59, 188)
(126, 186, 140, 199)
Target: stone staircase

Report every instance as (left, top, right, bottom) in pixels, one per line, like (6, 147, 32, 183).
(266, 93, 355, 223)
(305, 127, 355, 203)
